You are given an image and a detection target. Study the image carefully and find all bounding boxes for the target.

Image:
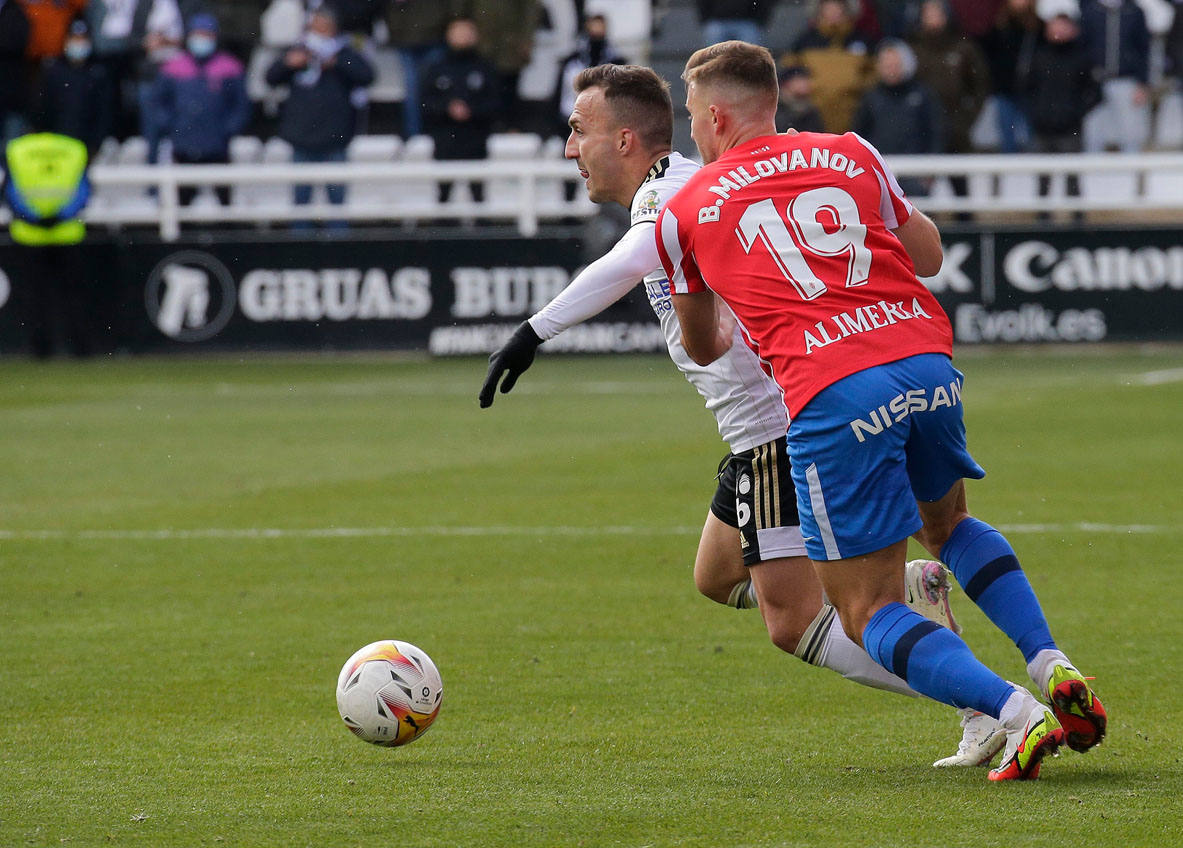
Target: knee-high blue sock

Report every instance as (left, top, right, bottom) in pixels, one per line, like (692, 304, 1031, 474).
(940, 518, 1056, 663)
(863, 603, 1014, 718)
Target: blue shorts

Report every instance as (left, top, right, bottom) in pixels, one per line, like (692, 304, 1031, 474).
(788, 353, 986, 561)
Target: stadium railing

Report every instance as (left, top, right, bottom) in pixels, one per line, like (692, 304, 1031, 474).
(3, 151, 1183, 240)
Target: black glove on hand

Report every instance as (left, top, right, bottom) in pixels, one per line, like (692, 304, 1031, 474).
(479, 320, 543, 408)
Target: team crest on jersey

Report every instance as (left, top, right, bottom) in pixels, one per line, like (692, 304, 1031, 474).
(632, 189, 662, 224)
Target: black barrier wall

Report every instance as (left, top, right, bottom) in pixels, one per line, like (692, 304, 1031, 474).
(1, 226, 1181, 355)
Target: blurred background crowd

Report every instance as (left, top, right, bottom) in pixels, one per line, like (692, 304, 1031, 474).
(4, 0, 1183, 173)
(3, 0, 1182, 358)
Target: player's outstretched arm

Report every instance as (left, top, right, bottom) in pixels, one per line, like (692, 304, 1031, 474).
(528, 223, 660, 339)
(893, 209, 943, 278)
(477, 223, 659, 408)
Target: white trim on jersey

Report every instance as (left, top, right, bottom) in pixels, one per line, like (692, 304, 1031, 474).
(658, 206, 690, 294)
(849, 132, 913, 228)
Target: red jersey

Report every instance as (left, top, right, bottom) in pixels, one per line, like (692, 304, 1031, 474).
(657, 132, 952, 417)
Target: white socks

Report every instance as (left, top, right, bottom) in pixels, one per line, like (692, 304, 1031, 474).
(997, 685, 1033, 730)
(813, 613, 920, 698)
(1026, 648, 1073, 692)
(726, 579, 759, 609)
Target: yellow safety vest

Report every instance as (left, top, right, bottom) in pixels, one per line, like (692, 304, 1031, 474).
(4, 133, 89, 246)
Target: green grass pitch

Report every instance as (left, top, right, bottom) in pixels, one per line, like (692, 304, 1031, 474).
(1, 347, 1181, 847)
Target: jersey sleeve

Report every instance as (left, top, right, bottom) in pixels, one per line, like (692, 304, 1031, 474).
(527, 221, 659, 341)
(849, 132, 913, 230)
(656, 203, 708, 294)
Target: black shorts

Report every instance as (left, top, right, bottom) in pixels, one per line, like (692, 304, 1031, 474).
(709, 436, 806, 566)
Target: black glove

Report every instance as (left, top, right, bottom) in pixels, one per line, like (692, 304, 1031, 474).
(479, 320, 543, 408)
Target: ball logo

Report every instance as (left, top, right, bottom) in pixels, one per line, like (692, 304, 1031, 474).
(145, 251, 236, 341)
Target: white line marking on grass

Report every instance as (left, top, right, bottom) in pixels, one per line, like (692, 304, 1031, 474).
(206, 381, 682, 398)
(0, 525, 704, 541)
(0, 522, 1176, 542)
(1130, 367, 1183, 386)
(998, 522, 1173, 534)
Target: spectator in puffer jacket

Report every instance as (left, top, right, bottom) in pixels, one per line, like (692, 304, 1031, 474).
(1019, 5, 1099, 203)
(421, 15, 500, 204)
(779, 0, 876, 133)
(852, 39, 943, 195)
(37, 18, 114, 155)
(909, 0, 989, 156)
(556, 13, 625, 135)
(979, 0, 1041, 152)
(144, 11, 249, 205)
(266, 5, 375, 226)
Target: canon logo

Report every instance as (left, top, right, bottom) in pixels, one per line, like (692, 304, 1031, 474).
(1004, 241, 1183, 293)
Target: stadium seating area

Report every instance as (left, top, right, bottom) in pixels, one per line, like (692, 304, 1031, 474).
(6, 0, 1183, 233)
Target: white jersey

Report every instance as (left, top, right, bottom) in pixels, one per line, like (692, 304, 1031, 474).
(528, 152, 787, 453)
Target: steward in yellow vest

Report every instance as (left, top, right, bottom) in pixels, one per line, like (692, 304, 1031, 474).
(2, 132, 94, 357)
(3, 132, 90, 246)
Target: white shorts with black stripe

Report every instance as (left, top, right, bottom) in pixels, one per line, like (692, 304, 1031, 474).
(710, 435, 807, 566)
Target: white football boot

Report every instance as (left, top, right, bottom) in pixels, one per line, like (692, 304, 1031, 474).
(904, 559, 962, 634)
(933, 708, 1007, 767)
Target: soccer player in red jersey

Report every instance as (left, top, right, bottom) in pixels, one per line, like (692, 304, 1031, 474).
(656, 41, 1106, 780)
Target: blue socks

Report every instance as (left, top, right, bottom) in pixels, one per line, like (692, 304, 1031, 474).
(940, 518, 1056, 663)
(863, 602, 1014, 717)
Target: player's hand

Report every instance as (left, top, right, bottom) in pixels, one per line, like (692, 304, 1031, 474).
(479, 321, 542, 408)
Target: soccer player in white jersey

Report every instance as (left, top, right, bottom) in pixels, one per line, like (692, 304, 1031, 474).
(478, 63, 1005, 768)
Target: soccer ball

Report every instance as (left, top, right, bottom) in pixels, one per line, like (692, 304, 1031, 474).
(335, 640, 443, 747)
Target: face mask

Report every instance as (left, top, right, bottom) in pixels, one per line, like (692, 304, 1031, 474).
(65, 41, 92, 62)
(304, 32, 339, 59)
(187, 35, 216, 58)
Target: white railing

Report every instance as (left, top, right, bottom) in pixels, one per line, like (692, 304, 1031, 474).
(887, 152, 1183, 215)
(82, 158, 597, 240)
(5, 152, 1183, 241)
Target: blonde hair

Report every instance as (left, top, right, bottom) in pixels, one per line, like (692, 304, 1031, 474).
(683, 41, 779, 111)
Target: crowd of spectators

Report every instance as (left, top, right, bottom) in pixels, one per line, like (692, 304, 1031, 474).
(772, 0, 1180, 157)
(3, 0, 1183, 198)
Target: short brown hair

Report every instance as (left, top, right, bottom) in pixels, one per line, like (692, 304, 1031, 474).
(683, 41, 778, 110)
(573, 64, 673, 152)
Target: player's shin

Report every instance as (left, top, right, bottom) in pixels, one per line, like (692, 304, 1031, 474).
(795, 603, 918, 697)
(861, 602, 1015, 718)
(939, 518, 1056, 663)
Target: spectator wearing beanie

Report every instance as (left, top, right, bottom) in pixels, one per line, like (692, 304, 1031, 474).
(143, 11, 249, 205)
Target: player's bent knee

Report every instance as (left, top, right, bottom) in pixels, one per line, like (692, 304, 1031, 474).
(761, 604, 820, 655)
(694, 571, 736, 605)
(915, 509, 972, 554)
(766, 622, 806, 655)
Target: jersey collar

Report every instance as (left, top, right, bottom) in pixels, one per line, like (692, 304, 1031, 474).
(642, 154, 672, 185)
